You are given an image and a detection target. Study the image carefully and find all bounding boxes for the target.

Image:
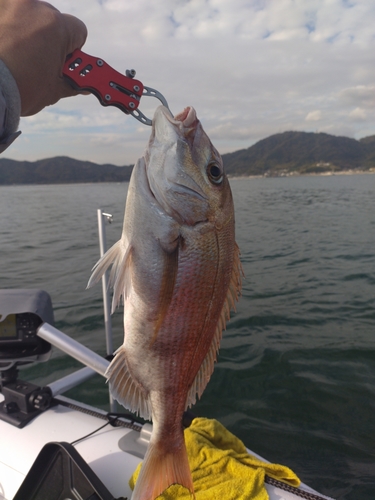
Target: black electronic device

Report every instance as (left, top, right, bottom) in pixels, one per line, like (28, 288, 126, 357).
(0, 289, 54, 427)
(13, 442, 117, 500)
(0, 311, 42, 344)
(0, 289, 53, 367)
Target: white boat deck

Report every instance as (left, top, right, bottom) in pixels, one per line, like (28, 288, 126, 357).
(0, 394, 141, 500)
(0, 393, 334, 500)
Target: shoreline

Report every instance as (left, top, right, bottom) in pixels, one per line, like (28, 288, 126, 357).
(228, 169, 375, 180)
(1, 170, 374, 187)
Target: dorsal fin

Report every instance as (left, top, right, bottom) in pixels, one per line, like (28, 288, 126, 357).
(186, 242, 243, 408)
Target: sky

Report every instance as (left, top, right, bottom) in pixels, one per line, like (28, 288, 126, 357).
(5, 0, 375, 166)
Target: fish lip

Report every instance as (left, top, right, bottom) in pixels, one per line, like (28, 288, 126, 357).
(170, 181, 209, 202)
(171, 106, 198, 127)
(153, 105, 197, 128)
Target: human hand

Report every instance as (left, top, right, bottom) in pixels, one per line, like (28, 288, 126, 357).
(0, 0, 87, 116)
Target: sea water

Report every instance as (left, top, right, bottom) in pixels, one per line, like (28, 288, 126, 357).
(0, 174, 374, 499)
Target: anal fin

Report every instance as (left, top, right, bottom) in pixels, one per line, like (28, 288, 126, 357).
(105, 346, 152, 420)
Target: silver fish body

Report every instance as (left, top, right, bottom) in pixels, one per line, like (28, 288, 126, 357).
(88, 106, 242, 500)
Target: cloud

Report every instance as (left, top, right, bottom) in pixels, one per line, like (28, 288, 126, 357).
(339, 85, 375, 107)
(4, 0, 375, 165)
(305, 110, 322, 122)
(348, 107, 367, 121)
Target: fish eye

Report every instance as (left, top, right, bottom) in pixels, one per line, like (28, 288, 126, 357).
(207, 162, 223, 184)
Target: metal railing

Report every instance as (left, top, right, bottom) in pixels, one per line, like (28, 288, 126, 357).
(37, 209, 117, 411)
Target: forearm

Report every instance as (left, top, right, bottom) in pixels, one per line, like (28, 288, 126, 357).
(0, 58, 21, 153)
(0, 1, 87, 153)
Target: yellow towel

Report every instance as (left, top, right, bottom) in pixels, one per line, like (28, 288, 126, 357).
(129, 417, 300, 499)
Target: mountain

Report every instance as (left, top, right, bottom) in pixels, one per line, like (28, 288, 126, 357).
(221, 131, 375, 177)
(0, 156, 133, 185)
(1, 131, 375, 184)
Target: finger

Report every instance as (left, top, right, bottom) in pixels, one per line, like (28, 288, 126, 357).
(62, 13, 88, 54)
(59, 78, 90, 99)
(55, 14, 88, 100)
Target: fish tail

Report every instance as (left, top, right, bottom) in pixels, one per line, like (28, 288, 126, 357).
(131, 439, 194, 500)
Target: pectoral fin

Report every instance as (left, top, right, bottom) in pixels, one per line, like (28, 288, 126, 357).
(151, 243, 179, 345)
(186, 242, 243, 407)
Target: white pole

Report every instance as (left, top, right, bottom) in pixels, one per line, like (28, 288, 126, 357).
(97, 209, 113, 356)
(48, 367, 96, 396)
(38, 323, 109, 376)
(97, 209, 117, 412)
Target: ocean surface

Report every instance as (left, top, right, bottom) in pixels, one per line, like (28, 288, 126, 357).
(1, 174, 374, 499)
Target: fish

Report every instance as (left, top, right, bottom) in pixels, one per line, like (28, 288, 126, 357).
(87, 105, 242, 500)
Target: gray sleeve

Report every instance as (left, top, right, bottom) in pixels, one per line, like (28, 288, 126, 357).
(0, 59, 22, 153)
(0, 89, 7, 135)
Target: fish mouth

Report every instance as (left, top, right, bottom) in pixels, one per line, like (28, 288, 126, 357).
(173, 107, 198, 127)
(153, 106, 198, 129)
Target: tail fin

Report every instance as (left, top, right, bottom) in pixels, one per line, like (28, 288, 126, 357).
(131, 439, 194, 500)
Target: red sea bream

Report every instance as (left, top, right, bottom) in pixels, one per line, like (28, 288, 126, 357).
(88, 105, 242, 500)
